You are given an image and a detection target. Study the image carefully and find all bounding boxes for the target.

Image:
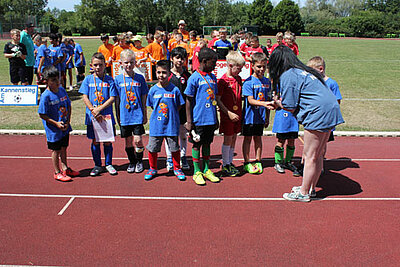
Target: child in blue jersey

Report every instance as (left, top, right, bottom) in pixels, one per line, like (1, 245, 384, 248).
(38, 66, 80, 182)
(115, 49, 148, 174)
(145, 60, 186, 181)
(70, 38, 86, 85)
(48, 33, 65, 77)
(267, 45, 344, 202)
(184, 47, 220, 185)
(63, 38, 75, 90)
(307, 56, 342, 172)
(79, 52, 118, 176)
(213, 27, 232, 60)
(57, 33, 67, 89)
(242, 52, 271, 174)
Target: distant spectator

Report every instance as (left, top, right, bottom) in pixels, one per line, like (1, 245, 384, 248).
(20, 23, 35, 84)
(3, 29, 28, 85)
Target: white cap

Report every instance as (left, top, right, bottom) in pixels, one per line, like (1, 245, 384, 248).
(178, 20, 186, 25)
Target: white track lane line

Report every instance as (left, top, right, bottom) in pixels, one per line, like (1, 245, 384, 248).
(0, 155, 399, 161)
(57, 197, 75, 215)
(0, 193, 399, 201)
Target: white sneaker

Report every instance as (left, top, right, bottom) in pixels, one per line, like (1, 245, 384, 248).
(105, 165, 118, 175)
(135, 161, 144, 173)
(127, 163, 135, 173)
(291, 186, 316, 197)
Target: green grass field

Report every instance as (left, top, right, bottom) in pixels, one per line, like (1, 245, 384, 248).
(0, 37, 399, 131)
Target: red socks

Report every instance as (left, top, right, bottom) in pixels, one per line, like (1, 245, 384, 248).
(172, 151, 181, 170)
(148, 152, 158, 169)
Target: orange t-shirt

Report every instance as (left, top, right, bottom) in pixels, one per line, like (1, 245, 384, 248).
(145, 42, 166, 63)
(132, 46, 147, 62)
(112, 43, 133, 61)
(97, 43, 114, 67)
(178, 29, 189, 42)
(188, 39, 198, 59)
(168, 38, 177, 52)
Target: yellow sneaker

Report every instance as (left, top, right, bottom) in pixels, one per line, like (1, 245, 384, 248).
(203, 169, 220, 183)
(193, 171, 206, 185)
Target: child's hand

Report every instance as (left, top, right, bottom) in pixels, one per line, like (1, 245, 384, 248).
(228, 111, 239, 122)
(184, 122, 193, 131)
(264, 120, 269, 128)
(264, 101, 277, 110)
(56, 121, 65, 130)
(91, 106, 101, 118)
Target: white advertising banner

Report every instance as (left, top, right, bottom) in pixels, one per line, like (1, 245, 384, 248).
(212, 60, 252, 80)
(0, 85, 38, 106)
(112, 61, 152, 81)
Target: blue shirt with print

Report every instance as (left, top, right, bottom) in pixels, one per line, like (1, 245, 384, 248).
(242, 75, 271, 125)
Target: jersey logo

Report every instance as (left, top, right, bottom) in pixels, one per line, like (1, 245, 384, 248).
(258, 92, 265, 101)
(206, 88, 215, 101)
(158, 102, 168, 118)
(59, 106, 68, 119)
(94, 91, 104, 103)
(127, 91, 137, 102)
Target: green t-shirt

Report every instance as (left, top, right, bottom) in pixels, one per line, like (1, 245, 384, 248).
(20, 30, 34, 67)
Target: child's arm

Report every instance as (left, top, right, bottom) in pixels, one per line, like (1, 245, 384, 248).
(91, 97, 115, 120)
(265, 109, 270, 128)
(114, 96, 121, 126)
(216, 95, 239, 122)
(141, 94, 148, 125)
(184, 96, 193, 131)
(39, 114, 68, 131)
(247, 95, 271, 109)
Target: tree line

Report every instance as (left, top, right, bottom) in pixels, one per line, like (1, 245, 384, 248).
(1, 0, 399, 38)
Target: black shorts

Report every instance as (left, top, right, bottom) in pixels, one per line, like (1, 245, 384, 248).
(47, 134, 70, 151)
(76, 66, 85, 75)
(120, 124, 145, 138)
(10, 64, 27, 84)
(242, 124, 264, 136)
(189, 125, 216, 145)
(328, 131, 335, 142)
(276, 132, 299, 140)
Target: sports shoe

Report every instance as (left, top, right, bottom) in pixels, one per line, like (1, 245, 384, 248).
(181, 156, 190, 170)
(244, 162, 258, 174)
(230, 163, 240, 176)
(284, 162, 301, 177)
(144, 168, 157, 180)
(105, 165, 118, 175)
(203, 169, 220, 183)
(166, 159, 173, 172)
(174, 169, 186, 181)
(54, 172, 72, 182)
(135, 161, 144, 173)
(222, 164, 235, 177)
(127, 163, 136, 173)
(90, 166, 102, 176)
(291, 186, 317, 198)
(283, 191, 311, 202)
(63, 167, 80, 177)
(274, 163, 285, 174)
(254, 162, 263, 174)
(193, 171, 206, 185)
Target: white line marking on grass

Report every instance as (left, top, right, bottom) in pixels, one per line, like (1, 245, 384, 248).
(57, 197, 75, 215)
(1, 156, 399, 161)
(345, 98, 400, 101)
(0, 193, 399, 201)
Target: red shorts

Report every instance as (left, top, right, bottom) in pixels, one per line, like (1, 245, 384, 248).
(219, 118, 241, 136)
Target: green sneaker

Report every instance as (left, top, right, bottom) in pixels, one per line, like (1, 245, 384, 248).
(203, 169, 220, 183)
(230, 163, 240, 176)
(254, 162, 263, 174)
(222, 164, 234, 176)
(244, 163, 258, 174)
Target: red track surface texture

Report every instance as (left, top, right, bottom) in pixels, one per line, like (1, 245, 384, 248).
(0, 135, 399, 266)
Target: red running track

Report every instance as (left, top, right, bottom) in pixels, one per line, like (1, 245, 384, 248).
(0, 135, 399, 266)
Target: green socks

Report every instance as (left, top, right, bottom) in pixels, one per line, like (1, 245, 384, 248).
(274, 146, 284, 164)
(192, 148, 201, 173)
(285, 145, 295, 163)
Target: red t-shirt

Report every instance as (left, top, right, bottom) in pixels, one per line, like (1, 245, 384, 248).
(191, 45, 201, 72)
(245, 46, 264, 58)
(217, 73, 243, 122)
(240, 43, 250, 54)
(208, 37, 218, 48)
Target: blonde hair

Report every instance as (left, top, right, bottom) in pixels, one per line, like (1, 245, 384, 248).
(226, 51, 245, 66)
(10, 29, 20, 35)
(307, 56, 325, 69)
(276, 32, 283, 39)
(219, 27, 228, 33)
(120, 49, 136, 61)
(284, 32, 294, 41)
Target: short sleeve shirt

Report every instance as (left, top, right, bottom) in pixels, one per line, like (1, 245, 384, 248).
(169, 70, 191, 124)
(325, 78, 342, 101)
(147, 83, 185, 136)
(217, 73, 243, 122)
(79, 74, 117, 125)
(74, 43, 86, 66)
(36, 44, 52, 72)
(272, 109, 299, 133)
(184, 71, 218, 126)
(48, 44, 63, 71)
(242, 75, 272, 124)
(114, 73, 148, 126)
(38, 87, 72, 142)
(280, 68, 344, 130)
(20, 30, 35, 67)
(4, 42, 27, 66)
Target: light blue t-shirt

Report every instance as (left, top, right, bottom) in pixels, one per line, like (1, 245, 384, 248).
(184, 71, 218, 126)
(115, 73, 148, 126)
(280, 68, 344, 130)
(325, 78, 342, 101)
(20, 30, 34, 67)
(48, 44, 63, 72)
(35, 44, 52, 72)
(242, 75, 272, 125)
(79, 74, 117, 125)
(147, 83, 185, 136)
(38, 87, 72, 142)
(74, 43, 86, 66)
(272, 109, 299, 133)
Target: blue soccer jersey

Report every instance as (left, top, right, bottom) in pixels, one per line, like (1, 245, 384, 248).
(280, 68, 344, 130)
(36, 45, 52, 72)
(272, 109, 299, 133)
(38, 87, 72, 142)
(115, 72, 148, 126)
(184, 70, 218, 126)
(147, 83, 185, 137)
(242, 75, 272, 125)
(79, 74, 118, 125)
(325, 77, 342, 101)
(74, 43, 86, 67)
(48, 44, 63, 72)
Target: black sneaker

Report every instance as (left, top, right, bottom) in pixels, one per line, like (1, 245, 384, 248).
(284, 162, 301, 177)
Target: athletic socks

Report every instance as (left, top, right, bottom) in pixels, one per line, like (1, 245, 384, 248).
(104, 144, 113, 166)
(192, 148, 201, 173)
(148, 152, 158, 170)
(229, 146, 234, 165)
(202, 145, 211, 172)
(135, 146, 144, 162)
(222, 144, 230, 166)
(125, 147, 136, 164)
(91, 143, 102, 167)
(171, 151, 181, 170)
(285, 145, 295, 163)
(275, 146, 284, 164)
